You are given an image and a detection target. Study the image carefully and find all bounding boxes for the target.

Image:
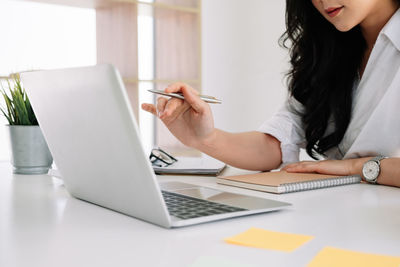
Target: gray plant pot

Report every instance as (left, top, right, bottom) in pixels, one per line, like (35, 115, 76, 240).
(7, 125, 53, 174)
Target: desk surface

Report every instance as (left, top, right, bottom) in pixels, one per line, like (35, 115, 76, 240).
(0, 161, 399, 267)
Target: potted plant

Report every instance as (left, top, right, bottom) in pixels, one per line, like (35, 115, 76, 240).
(0, 75, 53, 174)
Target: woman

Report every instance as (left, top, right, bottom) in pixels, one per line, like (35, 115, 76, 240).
(142, 0, 400, 187)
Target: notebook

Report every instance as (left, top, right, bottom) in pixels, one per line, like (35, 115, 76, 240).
(217, 171, 362, 194)
(153, 155, 226, 175)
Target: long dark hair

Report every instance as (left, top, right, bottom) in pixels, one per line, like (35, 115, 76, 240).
(280, 1, 367, 159)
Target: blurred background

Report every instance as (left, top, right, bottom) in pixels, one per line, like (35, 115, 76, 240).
(0, 0, 288, 161)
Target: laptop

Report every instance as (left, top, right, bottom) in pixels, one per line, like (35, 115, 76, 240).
(21, 64, 291, 228)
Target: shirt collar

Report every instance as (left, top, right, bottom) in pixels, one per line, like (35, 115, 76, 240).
(381, 8, 400, 51)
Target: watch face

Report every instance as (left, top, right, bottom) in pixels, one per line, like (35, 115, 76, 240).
(363, 161, 380, 181)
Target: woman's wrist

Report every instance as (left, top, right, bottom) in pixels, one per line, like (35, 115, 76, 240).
(193, 128, 220, 151)
(350, 157, 373, 177)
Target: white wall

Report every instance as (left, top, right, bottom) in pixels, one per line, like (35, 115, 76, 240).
(202, 0, 289, 133)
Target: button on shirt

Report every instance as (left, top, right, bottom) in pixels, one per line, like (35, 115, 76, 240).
(258, 8, 400, 165)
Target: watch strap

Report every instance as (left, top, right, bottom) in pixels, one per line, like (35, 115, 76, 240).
(372, 155, 388, 163)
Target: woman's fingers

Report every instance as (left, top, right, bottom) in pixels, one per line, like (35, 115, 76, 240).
(165, 82, 199, 95)
(286, 164, 317, 173)
(141, 99, 188, 125)
(142, 82, 208, 122)
(162, 98, 184, 118)
(180, 86, 207, 114)
(156, 97, 169, 117)
(162, 82, 207, 114)
(281, 161, 317, 172)
(142, 95, 189, 121)
(141, 103, 157, 116)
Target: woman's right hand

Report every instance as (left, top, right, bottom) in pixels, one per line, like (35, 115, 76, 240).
(141, 82, 216, 148)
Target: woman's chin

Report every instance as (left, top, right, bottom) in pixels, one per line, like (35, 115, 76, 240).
(333, 22, 355, 32)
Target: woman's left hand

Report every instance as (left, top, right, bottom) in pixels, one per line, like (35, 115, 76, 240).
(281, 158, 371, 176)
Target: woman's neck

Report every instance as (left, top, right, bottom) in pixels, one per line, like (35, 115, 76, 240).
(360, 2, 399, 49)
(358, 2, 398, 78)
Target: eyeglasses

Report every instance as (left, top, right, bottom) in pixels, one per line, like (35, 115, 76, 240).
(149, 148, 178, 167)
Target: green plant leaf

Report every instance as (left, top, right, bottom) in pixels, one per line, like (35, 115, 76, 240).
(24, 91, 38, 125)
(13, 90, 30, 125)
(2, 89, 16, 124)
(0, 75, 38, 125)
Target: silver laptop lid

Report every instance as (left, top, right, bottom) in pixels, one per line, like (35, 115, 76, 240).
(21, 64, 171, 228)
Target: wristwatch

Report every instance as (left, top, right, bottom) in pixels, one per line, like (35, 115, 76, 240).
(362, 156, 388, 184)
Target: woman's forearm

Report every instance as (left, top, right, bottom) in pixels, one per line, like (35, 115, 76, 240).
(281, 156, 400, 188)
(194, 129, 282, 171)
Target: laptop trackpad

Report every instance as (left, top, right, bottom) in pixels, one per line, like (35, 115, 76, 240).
(159, 181, 202, 191)
(160, 181, 228, 199)
(160, 181, 290, 210)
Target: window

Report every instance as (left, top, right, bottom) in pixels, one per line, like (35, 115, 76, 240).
(0, 0, 201, 161)
(96, 0, 201, 155)
(0, 0, 96, 160)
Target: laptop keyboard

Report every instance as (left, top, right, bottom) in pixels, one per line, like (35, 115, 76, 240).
(161, 191, 247, 220)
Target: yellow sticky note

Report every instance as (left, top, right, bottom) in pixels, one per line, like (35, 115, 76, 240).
(224, 227, 314, 252)
(307, 247, 400, 267)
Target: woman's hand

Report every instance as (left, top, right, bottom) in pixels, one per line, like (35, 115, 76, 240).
(141, 82, 215, 148)
(281, 158, 370, 176)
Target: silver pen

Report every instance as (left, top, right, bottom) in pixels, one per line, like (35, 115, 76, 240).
(148, 89, 222, 104)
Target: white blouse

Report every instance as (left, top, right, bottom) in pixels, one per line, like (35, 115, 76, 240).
(258, 8, 400, 164)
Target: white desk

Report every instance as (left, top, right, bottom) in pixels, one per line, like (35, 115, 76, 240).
(0, 161, 399, 267)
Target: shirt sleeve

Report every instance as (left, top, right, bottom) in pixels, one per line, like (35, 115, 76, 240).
(257, 97, 306, 165)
